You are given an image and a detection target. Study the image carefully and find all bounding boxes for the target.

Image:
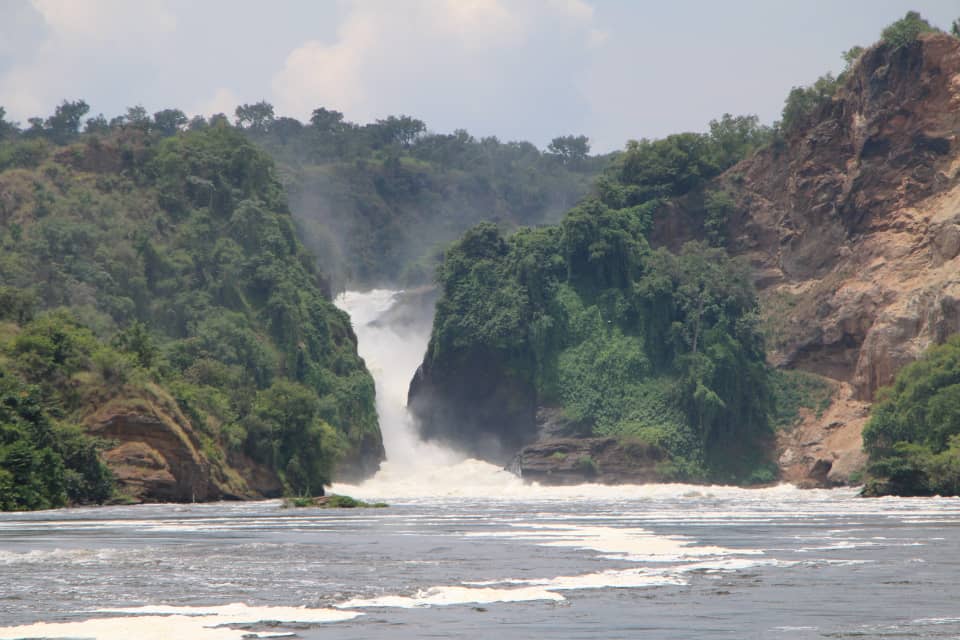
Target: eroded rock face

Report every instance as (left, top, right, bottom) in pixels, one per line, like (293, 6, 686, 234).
(92, 408, 216, 502)
(776, 383, 870, 487)
(88, 395, 270, 503)
(722, 34, 960, 485)
(729, 34, 960, 399)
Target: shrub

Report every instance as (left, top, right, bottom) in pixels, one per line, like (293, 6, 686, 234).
(780, 74, 839, 133)
(881, 11, 937, 50)
(576, 455, 599, 477)
(863, 335, 960, 495)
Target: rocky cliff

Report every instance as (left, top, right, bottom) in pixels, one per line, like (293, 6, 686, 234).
(716, 33, 960, 484)
(85, 386, 280, 503)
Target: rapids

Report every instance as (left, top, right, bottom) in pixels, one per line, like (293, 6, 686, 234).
(2, 289, 960, 640)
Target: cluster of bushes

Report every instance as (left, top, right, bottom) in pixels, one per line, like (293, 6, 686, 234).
(862, 336, 960, 496)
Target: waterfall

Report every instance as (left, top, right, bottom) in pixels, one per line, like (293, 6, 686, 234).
(332, 289, 736, 501)
(334, 289, 460, 470)
(333, 289, 532, 498)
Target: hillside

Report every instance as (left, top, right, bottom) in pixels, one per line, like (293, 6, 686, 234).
(409, 26, 960, 489)
(0, 123, 381, 508)
(241, 113, 608, 289)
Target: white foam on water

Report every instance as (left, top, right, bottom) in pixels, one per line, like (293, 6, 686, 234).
(911, 617, 960, 626)
(465, 567, 687, 590)
(337, 585, 565, 608)
(0, 547, 122, 565)
(0, 603, 361, 640)
(465, 523, 753, 562)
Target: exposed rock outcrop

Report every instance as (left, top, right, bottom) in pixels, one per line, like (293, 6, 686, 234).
(510, 437, 663, 485)
(719, 33, 960, 485)
(86, 389, 272, 503)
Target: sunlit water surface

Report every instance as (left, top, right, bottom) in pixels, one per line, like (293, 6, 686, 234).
(1, 291, 958, 639)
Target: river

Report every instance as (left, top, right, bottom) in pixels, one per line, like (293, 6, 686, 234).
(1, 289, 959, 639)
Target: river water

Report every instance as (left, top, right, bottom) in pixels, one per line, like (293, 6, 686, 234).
(1, 290, 959, 639)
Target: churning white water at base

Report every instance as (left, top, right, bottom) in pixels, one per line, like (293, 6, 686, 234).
(332, 289, 838, 502)
(333, 288, 535, 497)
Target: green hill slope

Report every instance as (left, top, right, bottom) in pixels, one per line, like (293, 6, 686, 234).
(0, 119, 380, 509)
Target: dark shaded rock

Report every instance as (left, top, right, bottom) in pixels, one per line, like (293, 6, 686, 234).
(408, 347, 537, 464)
(510, 437, 663, 485)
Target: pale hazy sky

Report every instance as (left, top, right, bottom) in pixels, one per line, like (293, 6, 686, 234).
(0, 0, 956, 152)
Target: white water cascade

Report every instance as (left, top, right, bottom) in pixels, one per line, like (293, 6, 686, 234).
(332, 289, 815, 502)
(332, 289, 526, 498)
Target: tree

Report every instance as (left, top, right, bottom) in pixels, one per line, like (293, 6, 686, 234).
(863, 335, 960, 496)
(187, 115, 208, 131)
(881, 11, 936, 50)
(269, 116, 303, 144)
(84, 114, 110, 134)
(842, 46, 864, 69)
(235, 101, 275, 131)
(780, 73, 838, 133)
(703, 190, 735, 246)
(0, 106, 18, 140)
(951, 18, 959, 38)
(547, 135, 590, 166)
(124, 105, 151, 130)
(310, 107, 345, 132)
(152, 109, 188, 137)
(44, 99, 89, 144)
(112, 320, 157, 368)
(372, 115, 426, 148)
(706, 114, 771, 169)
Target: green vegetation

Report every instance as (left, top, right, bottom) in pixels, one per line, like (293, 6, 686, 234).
(422, 115, 776, 482)
(237, 106, 609, 288)
(283, 493, 388, 508)
(769, 369, 836, 429)
(780, 74, 841, 134)
(0, 361, 113, 511)
(778, 11, 944, 134)
(881, 11, 937, 50)
(862, 335, 960, 496)
(0, 108, 380, 508)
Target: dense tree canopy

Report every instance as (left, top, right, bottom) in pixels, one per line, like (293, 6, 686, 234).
(235, 103, 610, 288)
(423, 124, 774, 481)
(0, 116, 380, 506)
(863, 336, 960, 496)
